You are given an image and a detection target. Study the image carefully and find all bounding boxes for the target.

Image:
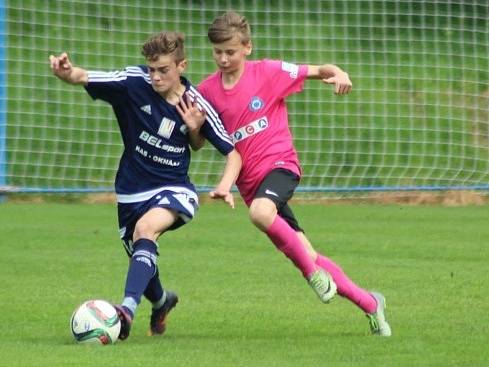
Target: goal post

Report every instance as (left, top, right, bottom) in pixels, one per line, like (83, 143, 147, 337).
(0, 0, 6, 194)
(2, 1, 488, 194)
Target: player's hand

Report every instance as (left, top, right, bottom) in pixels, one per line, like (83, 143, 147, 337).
(209, 189, 235, 209)
(49, 52, 73, 81)
(323, 71, 352, 95)
(176, 93, 206, 132)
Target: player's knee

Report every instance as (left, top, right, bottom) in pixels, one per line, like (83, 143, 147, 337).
(133, 220, 156, 242)
(248, 202, 275, 231)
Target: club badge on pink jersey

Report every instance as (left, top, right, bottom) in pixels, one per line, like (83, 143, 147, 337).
(249, 96, 265, 111)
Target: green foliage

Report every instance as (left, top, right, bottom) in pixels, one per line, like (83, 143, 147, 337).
(0, 201, 489, 366)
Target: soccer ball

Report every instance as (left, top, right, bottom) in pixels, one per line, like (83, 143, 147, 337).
(70, 300, 121, 344)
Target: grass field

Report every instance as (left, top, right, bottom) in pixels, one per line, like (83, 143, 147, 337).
(1, 201, 488, 366)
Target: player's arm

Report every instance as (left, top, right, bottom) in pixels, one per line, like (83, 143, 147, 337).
(176, 95, 206, 151)
(188, 130, 205, 151)
(210, 148, 242, 209)
(307, 64, 352, 95)
(49, 52, 88, 86)
(188, 88, 239, 208)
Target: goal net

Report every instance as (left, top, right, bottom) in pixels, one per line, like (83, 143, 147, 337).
(1, 1, 488, 193)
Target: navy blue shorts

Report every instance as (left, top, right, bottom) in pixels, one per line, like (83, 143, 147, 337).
(254, 168, 304, 232)
(118, 187, 198, 256)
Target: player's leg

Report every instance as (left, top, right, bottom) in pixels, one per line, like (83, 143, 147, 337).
(280, 201, 377, 312)
(141, 260, 178, 337)
(296, 228, 391, 336)
(250, 198, 317, 277)
(138, 208, 180, 337)
(249, 169, 336, 303)
(273, 202, 337, 302)
(141, 189, 197, 336)
(297, 232, 376, 312)
(116, 206, 178, 340)
(116, 189, 197, 339)
(123, 207, 177, 315)
(277, 203, 316, 261)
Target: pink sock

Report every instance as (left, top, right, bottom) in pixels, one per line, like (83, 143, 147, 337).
(315, 254, 377, 313)
(266, 215, 317, 278)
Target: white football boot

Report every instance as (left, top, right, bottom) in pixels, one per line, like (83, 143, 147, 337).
(308, 269, 337, 303)
(366, 291, 392, 337)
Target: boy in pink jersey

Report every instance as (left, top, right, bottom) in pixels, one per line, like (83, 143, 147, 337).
(199, 11, 391, 336)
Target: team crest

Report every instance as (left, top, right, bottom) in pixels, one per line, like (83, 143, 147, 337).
(158, 117, 176, 138)
(249, 96, 264, 112)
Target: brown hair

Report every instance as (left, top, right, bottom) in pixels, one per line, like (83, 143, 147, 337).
(208, 11, 251, 44)
(141, 31, 185, 63)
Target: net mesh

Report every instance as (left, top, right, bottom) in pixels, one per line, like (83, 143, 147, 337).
(2, 1, 488, 193)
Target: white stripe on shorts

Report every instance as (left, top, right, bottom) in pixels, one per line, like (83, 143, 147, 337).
(116, 185, 198, 204)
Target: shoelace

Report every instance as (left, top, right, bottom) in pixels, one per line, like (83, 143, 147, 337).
(310, 273, 330, 294)
(367, 313, 380, 332)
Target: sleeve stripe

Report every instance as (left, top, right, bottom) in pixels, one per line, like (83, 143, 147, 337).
(187, 86, 219, 120)
(188, 86, 233, 146)
(87, 67, 151, 83)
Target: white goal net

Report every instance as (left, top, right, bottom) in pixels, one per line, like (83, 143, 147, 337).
(1, 1, 488, 193)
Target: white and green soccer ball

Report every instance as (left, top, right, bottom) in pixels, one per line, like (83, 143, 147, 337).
(70, 300, 121, 345)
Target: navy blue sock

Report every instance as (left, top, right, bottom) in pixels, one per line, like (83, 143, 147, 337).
(123, 239, 158, 309)
(144, 267, 164, 304)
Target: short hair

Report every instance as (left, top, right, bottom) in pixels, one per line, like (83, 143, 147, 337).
(208, 11, 251, 44)
(141, 31, 185, 63)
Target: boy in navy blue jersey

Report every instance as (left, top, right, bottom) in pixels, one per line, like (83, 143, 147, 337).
(49, 31, 241, 340)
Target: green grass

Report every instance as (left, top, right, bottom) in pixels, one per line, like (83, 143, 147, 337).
(1, 201, 488, 366)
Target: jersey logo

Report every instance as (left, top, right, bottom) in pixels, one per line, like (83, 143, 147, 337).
(281, 61, 299, 79)
(231, 117, 268, 143)
(119, 227, 126, 238)
(249, 96, 264, 112)
(140, 105, 152, 115)
(265, 189, 279, 197)
(158, 197, 171, 205)
(180, 125, 189, 134)
(158, 117, 176, 139)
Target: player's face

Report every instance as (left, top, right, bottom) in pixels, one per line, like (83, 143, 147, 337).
(212, 35, 251, 75)
(147, 54, 186, 96)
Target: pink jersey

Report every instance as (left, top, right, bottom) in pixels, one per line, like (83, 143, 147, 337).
(199, 59, 308, 205)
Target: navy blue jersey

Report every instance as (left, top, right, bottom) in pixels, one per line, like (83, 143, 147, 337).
(84, 66, 233, 201)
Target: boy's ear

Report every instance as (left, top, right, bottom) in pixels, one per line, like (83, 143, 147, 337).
(245, 41, 252, 56)
(177, 59, 188, 72)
